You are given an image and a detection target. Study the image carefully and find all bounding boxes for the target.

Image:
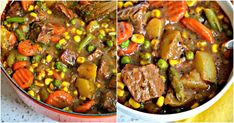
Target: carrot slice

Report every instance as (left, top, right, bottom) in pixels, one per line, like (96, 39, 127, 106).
(74, 100, 95, 113)
(120, 42, 138, 55)
(51, 36, 60, 43)
(18, 40, 38, 56)
(53, 70, 62, 81)
(12, 68, 34, 89)
(118, 22, 134, 45)
(13, 61, 28, 71)
(46, 91, 73, 108)
(21, 1, 34, 11)
(181, 18, 215, 43)
(51, 24, 66, 35)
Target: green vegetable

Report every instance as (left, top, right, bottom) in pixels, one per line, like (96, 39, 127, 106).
(16, 53, 29, 61)
(7, 51, 16, 67)
(140, 52, 151, 60)
(143, 40, 150, 48)
(32, 55, 41, 63)
(71, 18, 77, 25)
(87, 45, 95, 53)
(77, 34, 95, 52)
(204, 9, 222, 32)
(53, 80, 61, 88)
(120, 40, 130, 49)
(121, 56, 131, 64)
(55, 62, 68, 72)
(157, 59, 168, 70)
(15, 29, 25, 41)
(55, 43, 62, 49)
(106, 40, 113, 47)
(39, 87, 49, 102)
(185, 51, 194, 60)
(5, 17, 27, 23)
(98, 34, 104, 39)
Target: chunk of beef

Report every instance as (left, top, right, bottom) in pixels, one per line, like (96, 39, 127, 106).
(118, 3, 149, 34)
(60, 49, 77, 66)
(101, 90, 116, 112)
(87, 48, 103, 61)
(108, 76, 116, 89)
(5, 2, 24, 18)
(56, 3, 77, 19)
(121, 64, 165, 102)
(36, 25, 52, 44)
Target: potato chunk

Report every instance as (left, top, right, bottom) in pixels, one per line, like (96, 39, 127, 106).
(77, 62, 97, 82)
(194, 51, 216, 83)
(146, 18, 165, 40)
(75, 78, 95, 98)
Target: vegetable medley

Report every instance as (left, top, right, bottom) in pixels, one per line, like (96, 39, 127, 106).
(1, 1, 116, 114)
(117, 1, 233, 113)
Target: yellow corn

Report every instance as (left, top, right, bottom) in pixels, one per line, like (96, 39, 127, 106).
(41, 58, 46, 64)
(118, 2, 124, 9)
(156, 96, 164, 107)
(191, 102, 199, 109)
(184, 11, 189, 18)
(182, 31, 188, 39)
(140, 60, 149, 65)
(151, 9, 161, 18)
(151, 39, 160, 50)
(59, 38, 67, 45)
(76, 29, 83, 35)
(80, 21, 85, 27)
(118, 81, 125, 89)
(117, 89, 124, 97)
(186, 0, 197, 7)
(169, 59, 180, 66)
(160, 75, 166, 82)
(197, 41, 207, 48)
(96, 83, 101, 88)
(47, 9, 52, 15)
(29, 66, 34, 72)
(47, 88, 53, 93)
(32, 63, 38, 68)
(62, 87, 69, 92)
(195, 7, 203, 13)
(47, 70, 53, 76)
(28, 90, 35, 97)
(28, 5, 34, 11)
(49, 83, 55, 90)
(34, 81, 44, 87)
(77, 57, 85, 64)
(218, 15, 224, 20)
(73, 90, 78, 96)
(99, 29, 106, 36)
(112, 69, 117, 74)
(37, 71, 46, 80)
(34, 5, 39, 9)
(62, 81, 70, 87)
(212, 44, 219, 53)
(131, 34, 145, 44)
(6, 23, 11, 28)
(101, 23, 109, 28)
(124, 1, 133, 8)
(117, 73, 121, 80)
(45, 78, 53, 85)
(73, 35, 81, 42)
(65, 35, 70, 40)
(129, 98, 140, 109)
(38, 46, 43, 52)
(46, 55, 52, 63)
(60, 72, 65, 79)
(36, 95, 41, 101)
(63, 107, 70, 111)
(109, 32, 116, 36)
(63, 32, 69, 37)
(80, 96, 86, 100)
(30, 12, 38, 18)
(71, 27, 76, 34)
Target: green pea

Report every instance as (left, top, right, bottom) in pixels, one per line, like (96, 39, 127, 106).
(55, 43, 62, 49)
(98, 34, 104, 39)
(120, 40, 130, 49)
(87, 45, 95, 53)
(140, 52, 151, 60)
(157, 59, 168, 70)
(143, 40, 150, 48)
(53, 80, 61, 88)
(32, 55, 41, 63)
(71, 18, 77, 25)
(55, 62, 67, 72)
(106, 40, 113, 47)
(121, 56, 131, 64)
(185, 51, 194, 60)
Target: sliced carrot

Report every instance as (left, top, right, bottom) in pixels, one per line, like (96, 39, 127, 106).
(21, 1, 34, 11)
(12, 68, 34, 89)
(74, 100, 95, 113)
(53, 70, 62, 81)
(181, 18, 215, 43)
(13, 61, 28, 71)
(118, 22, 134, 45)
(120, 42, 138, 55)
(51, 24, 66, 35)
(46, 91, 73, 108)
(51, 36, 60, 43)
(18, 40, 38, 56)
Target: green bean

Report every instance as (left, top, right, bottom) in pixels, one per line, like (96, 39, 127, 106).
(120, 40, 130, 49)
(204, 9, 222, 32)
(15, 29, 25, 41)
(77, 34, 95, 52)
(6, 17, 27, 23)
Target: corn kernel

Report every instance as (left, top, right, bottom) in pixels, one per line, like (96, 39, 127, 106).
(76, 29, 82, 35)
(35, 81, 44, 87)
(6, 24, 11, 28)
(169, 59, 180, 66)
(62, 87, 69, 92)
(118, 81, 125, 89)
(28, 5, 34, 11)
(47, 70, 53, 76)
(73, 90, 78, 96)
(99, 29, 106, 36)
(76, 57, 85, 64)
(49, 83, 55, 90)
(197, 41, 207, 48)
(32, 63, 38, 68)
(109, 32, 116, 36)
(36, 95, 41, 101)
(101, 23, 109, 28)
(60, 72, 65, 79)
(117, 73, 121, 80)
(218, 15, 224, 20)
(151, 9, 161, 18)
(38, 46, 43, 51)
(71, 27, 76, 34)
(80, 96, 86, 100)
(191, 102, 199, 109)
(65, 35, 70, 40)
(47, 88, 53, 93)
(45, 78, 53, 85)
(80, 21, 85, 27)
(182, 31, 188, 39)
(131, 34, 145, 44)
(160, 75, 166, 82)
(63, 32, 69, 37)
(59, 38, 67, 45)
(46, 55, 52, 63)
(156, 96, 164, 107)
(195, 7, 203, 13)
(30, 12, 38, 18)
(73, 35, 81, 42)
(37, 71, 46, 80)
(118, 2, 124, 9)
(124, 1, 133, 8)
(212, 44, 219, 53)
(184, 11, 189, 18)
(63, 107, 70, 111)
(47, 9, 52, 14)
(62, 81, 70, 87)
(186, 0, 197, 7)
(29, 66, 34, 72)
(117, 89, 124, 97)
(151, 39, 160, 50)
(129, 98, 140, 109)
(28, 90, 35, 97)
(34, 5, 39, 9)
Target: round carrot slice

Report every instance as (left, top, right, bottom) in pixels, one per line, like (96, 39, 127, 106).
(13, 61, 28, 71)
(46, 91, 73, 108)
(118, 22, 134, 45)
(18, 40, 38, 56)
(74, 100, 95, 113)
(12, 68, 34, 89)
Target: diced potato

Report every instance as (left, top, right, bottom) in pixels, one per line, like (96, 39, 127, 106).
(160, 30, 183, 60)
(194, 51, 216, 82)
(75, 78, 95, 98)
(146, 18, 165, 40)
(77, 62, 97, 82)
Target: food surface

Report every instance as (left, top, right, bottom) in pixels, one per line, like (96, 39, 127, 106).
(1, 1, 116, 114)
(117, 1, 233, 114)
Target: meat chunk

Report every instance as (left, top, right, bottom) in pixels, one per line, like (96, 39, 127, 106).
(108, 76, 116, 89)
(60, 49, 77, 66)
(101, 90, 116, 112)
(121, 64, 165, 102)
(87, 48, 103, 61)
(118, 3, 149, 34)
(36, 25, 52, 44)
(56, 3, 77, 19)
